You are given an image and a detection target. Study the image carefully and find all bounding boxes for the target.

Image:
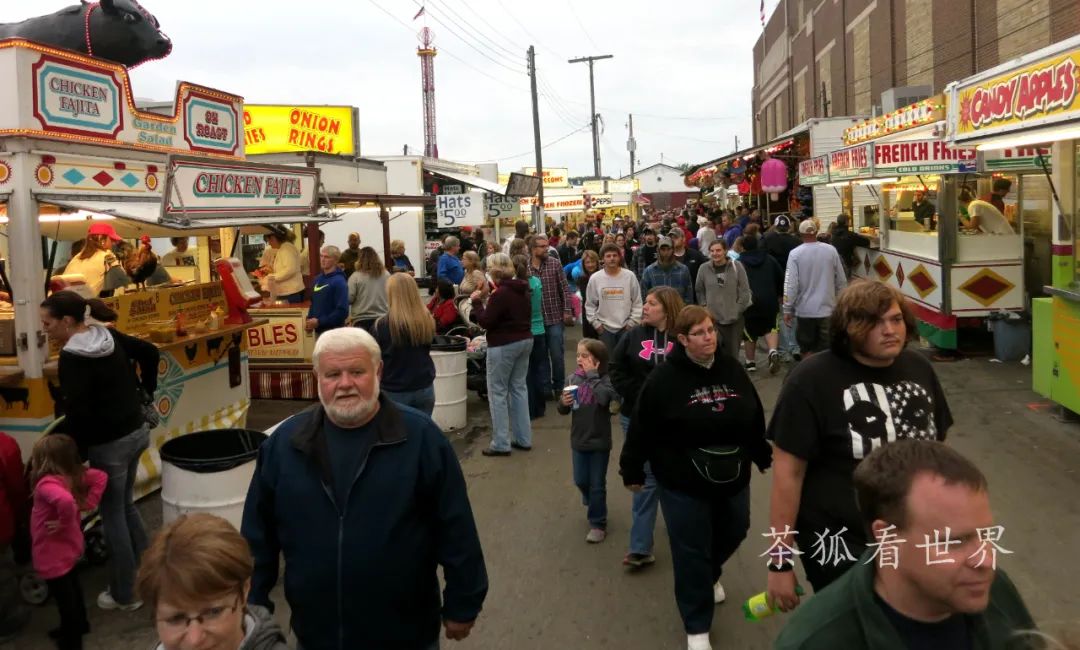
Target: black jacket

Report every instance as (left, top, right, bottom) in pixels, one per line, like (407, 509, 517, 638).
(610, 324, 675, 417)
(372, 319, 436, 393)
(831, 227, 871, 272)
(738, 249, 784, 320)
(673, 247, 707, 302)
(620, 346, 771, 499)
(242, 398, 488, 650)
(763, 230, 800, 271)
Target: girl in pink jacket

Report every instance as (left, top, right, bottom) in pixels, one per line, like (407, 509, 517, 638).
(30, 434, 106, 650)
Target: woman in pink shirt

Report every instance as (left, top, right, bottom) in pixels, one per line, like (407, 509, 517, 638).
(30, 435, 107, 650)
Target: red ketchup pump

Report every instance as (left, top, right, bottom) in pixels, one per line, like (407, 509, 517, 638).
(214, 258, 261, 325)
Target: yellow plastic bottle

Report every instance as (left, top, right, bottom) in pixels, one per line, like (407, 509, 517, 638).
(743, 584, 805, 621)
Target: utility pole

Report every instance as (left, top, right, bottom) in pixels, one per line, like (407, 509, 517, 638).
(569, 54, 613, 179)
(627, 114, 636, 179)
(528, 45, 545, 234)
(735, 135, 739, 152)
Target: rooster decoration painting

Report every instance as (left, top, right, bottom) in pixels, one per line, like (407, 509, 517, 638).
(0, 0, 172, 68)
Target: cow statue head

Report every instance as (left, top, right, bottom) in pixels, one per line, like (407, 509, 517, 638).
(86, 0, 172, 67)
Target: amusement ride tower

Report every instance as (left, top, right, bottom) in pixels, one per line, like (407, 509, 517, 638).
(417, 27, 438, 158)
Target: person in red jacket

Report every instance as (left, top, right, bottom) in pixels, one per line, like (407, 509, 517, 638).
(0, 431, 29, 642)
(427, 280, 461, 334)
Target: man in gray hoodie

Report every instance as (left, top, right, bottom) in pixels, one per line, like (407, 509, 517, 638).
(695, 239, 752, 360)
(783, 220, 848, 357)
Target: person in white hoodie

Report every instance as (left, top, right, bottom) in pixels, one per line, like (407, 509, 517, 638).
(138, 513, 289, 650)
(265, 229, 305, 303)
(585, 243, 643, 352)
(783, 220, 848, 357)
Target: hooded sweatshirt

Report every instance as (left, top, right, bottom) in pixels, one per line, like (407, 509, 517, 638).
(619, 346, 771, 499)
(610, 324, 674, 416)
(308, 267, 348, 333)
(556, 369, 619, 451)
(58, 325, 159, 455)
(471, 278, 532, 347)
(738, 248, 784, 321)
(695, 259, 752, 325)
(153, 605, 289, 650)
(32, 470, 107, 579)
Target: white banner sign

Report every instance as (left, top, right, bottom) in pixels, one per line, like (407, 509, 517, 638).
(485, 194, 520, 220)
(436, 191, 484, 227)
(162, 155, 319, 220)
(873, 140, 977, 174)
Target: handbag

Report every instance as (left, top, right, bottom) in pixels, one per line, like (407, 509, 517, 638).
(688, 445, 744, 485)
(139, 389, 161, 428)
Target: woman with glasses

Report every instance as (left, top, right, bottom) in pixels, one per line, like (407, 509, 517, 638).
(619, 305, 771, 650)
(137, 513, 288, 650)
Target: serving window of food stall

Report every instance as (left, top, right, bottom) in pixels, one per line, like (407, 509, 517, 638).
(880, 176, 942, 260)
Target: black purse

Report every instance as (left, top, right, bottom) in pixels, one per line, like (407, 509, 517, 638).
(688, 445, 744, 485)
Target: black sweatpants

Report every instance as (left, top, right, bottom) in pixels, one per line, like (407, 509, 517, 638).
(47, 569, 88, 650)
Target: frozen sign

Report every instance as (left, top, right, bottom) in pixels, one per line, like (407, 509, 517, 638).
(436, 192, 484, 227)
(798, 156, 830, 185)
(162, 155, 319, 220)
(828, 145, 873, 181)
(874, 140, 977, 174)
(32, 56, 123, 138)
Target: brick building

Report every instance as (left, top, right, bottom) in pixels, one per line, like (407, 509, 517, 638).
(752, 0, 1080, 145)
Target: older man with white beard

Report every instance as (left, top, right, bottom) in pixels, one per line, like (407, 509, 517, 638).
(241, 328, 488, 650)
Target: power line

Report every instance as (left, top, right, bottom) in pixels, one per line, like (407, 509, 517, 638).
(435, 0, 525, 60)
(460, 125, 592, 163)
(415, 0, 523, 64)
(493, 0, 565, 59)
(633, 125, 733, 145)
(406, 0, 525, 74)
(566, 0, 600, 51)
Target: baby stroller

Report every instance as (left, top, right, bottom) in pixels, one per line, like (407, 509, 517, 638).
(462, 335, 488, 401)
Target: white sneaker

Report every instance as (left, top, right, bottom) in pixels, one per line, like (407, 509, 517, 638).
(687, 632, 713, 650)
(713, 580, 726, 604)
(97, 590, 142, 612)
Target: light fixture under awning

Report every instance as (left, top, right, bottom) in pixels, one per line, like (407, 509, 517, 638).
(431, 169, 507, 195)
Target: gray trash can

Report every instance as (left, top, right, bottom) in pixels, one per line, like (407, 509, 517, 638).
(430, 335, 468, 432)
(988, 312, 1031, 362)
(160, 429, 267, 530)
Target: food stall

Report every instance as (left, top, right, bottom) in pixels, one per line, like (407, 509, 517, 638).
(946, 34, 1080, 414)
(0, 39, 326, 492)
(824, 96, 1023, 350)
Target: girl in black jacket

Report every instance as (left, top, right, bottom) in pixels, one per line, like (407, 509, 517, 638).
(620, 305, 771, 650)
(41, 291, 158, 610)
(609, 286, 684, 569)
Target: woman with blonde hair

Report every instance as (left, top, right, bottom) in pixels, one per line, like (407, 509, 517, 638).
(389, 239, 414, 275)
(137, 513, 288, 650)
(373, 273, 438, 415)
(347, 246, 389, 333)
(264, 229, 305, 304)
(458, 250, 487, 297)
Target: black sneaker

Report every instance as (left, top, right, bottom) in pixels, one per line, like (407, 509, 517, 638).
(510, 442, 532, 451)
(623, 552, 656, 568)
(481, 448, 511, 457)
(744, 361, 757, 372)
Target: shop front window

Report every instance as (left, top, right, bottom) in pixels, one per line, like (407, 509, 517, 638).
(882, 176, 939, 259)
(954, 173, 1023, 263)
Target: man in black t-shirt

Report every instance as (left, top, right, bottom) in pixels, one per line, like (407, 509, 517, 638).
(776, 440, 1036, 649)
(764, 281, 953, 607)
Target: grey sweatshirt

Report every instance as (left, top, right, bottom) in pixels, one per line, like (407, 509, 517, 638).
(585, 268, 643, 332)
(347, 271, 389, 321)
(556, 369, 619, 451)
(783, 241, 848, 318)
(695, 260, 752, 325)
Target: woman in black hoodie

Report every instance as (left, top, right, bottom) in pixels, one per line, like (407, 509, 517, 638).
(41, 291, 159, 611)
(610, 286, 684, 569)
(620, 305, 771, 650)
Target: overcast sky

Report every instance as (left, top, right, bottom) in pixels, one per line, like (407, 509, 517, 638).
(11, 0, 781, 177)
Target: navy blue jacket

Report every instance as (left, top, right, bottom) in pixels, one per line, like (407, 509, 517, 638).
(241, 398, 488, 649)
(307, 268, 348, 333)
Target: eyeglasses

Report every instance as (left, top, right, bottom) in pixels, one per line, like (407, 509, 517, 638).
(687, 326, 716, 338)
(157, 595, 241, 633)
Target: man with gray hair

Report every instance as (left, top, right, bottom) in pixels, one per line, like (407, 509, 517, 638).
(305, 245, 349, 335)
(438, 235, 465, 285)
(242, 328, 489, 649)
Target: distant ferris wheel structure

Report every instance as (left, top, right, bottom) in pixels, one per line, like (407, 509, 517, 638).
(417, 27, 438, 158)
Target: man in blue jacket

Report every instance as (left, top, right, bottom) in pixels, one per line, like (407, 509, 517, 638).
(242, 328, 488, 650)
(305, 245, 349, 335)
(437, 235, 465, 285)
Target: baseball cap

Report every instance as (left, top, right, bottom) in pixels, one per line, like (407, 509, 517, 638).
(87, 222, 122, 241)
(657, 236, 673, 248)
(668, 227, 684, 238)
(798, 219, 819, 235)
(773, 215, 791, 231)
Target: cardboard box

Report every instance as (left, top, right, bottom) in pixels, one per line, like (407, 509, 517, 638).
(0, 318, 15, 356)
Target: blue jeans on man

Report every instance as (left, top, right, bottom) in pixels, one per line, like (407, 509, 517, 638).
(571, 449, 609, 529)
(620, 415, 658, 556)
(526, 333, 549, 419)
(599, 327, 628, 356)
(382, 385, 436, 416)
(486, 338, 533, 452)
(87, 425, 151, 605)
(778, 314, 800, 359)
(544, 322, 565, 394)
(659, 484, 751, 635)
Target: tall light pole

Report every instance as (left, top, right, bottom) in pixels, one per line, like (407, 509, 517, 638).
(569, 54, 613, 178)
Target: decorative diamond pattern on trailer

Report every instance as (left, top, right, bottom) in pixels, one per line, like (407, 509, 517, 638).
(62, 168, 86, 185)
(863, 253, 872, 274)
(92, 170, 114, 186)
(895, 262, 905, 287)
(873, 256, 893, 280)
(958, 269, 1015, 307)
(907, 264, 937, 298)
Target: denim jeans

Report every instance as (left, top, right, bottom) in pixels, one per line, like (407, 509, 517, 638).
(659, 484, 751, 635)
(382, 385, 436, 416)
(526, 333, 549, 419)
(619, 415, 658, 555)
(87, 425, 150, 605)
(778, 314, 799, 357)
(571, 449, 609, 529)
(486, 338, 533, 452)
(599, 327, 627, 355)
(282, 290, 306, 304)
(544, 322, 566, 393)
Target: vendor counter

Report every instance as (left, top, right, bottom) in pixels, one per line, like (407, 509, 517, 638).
(247, 304, 318, 400)
(1033, 288, 1080, 414)
(0, 283, 263, 497)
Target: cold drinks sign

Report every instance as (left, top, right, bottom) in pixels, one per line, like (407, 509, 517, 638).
(874, 140, 976, 174)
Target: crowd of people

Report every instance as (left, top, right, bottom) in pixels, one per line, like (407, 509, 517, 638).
(0, 205, 1052, 650)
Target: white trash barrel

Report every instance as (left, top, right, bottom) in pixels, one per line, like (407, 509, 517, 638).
(430, 335, 468, 432)
(160, 429, 267, 530)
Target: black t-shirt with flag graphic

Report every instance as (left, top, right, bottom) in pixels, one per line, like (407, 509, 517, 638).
(767, 349, 953, 568)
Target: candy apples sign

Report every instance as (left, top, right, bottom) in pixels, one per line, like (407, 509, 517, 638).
(949, 38, 1080, 142)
